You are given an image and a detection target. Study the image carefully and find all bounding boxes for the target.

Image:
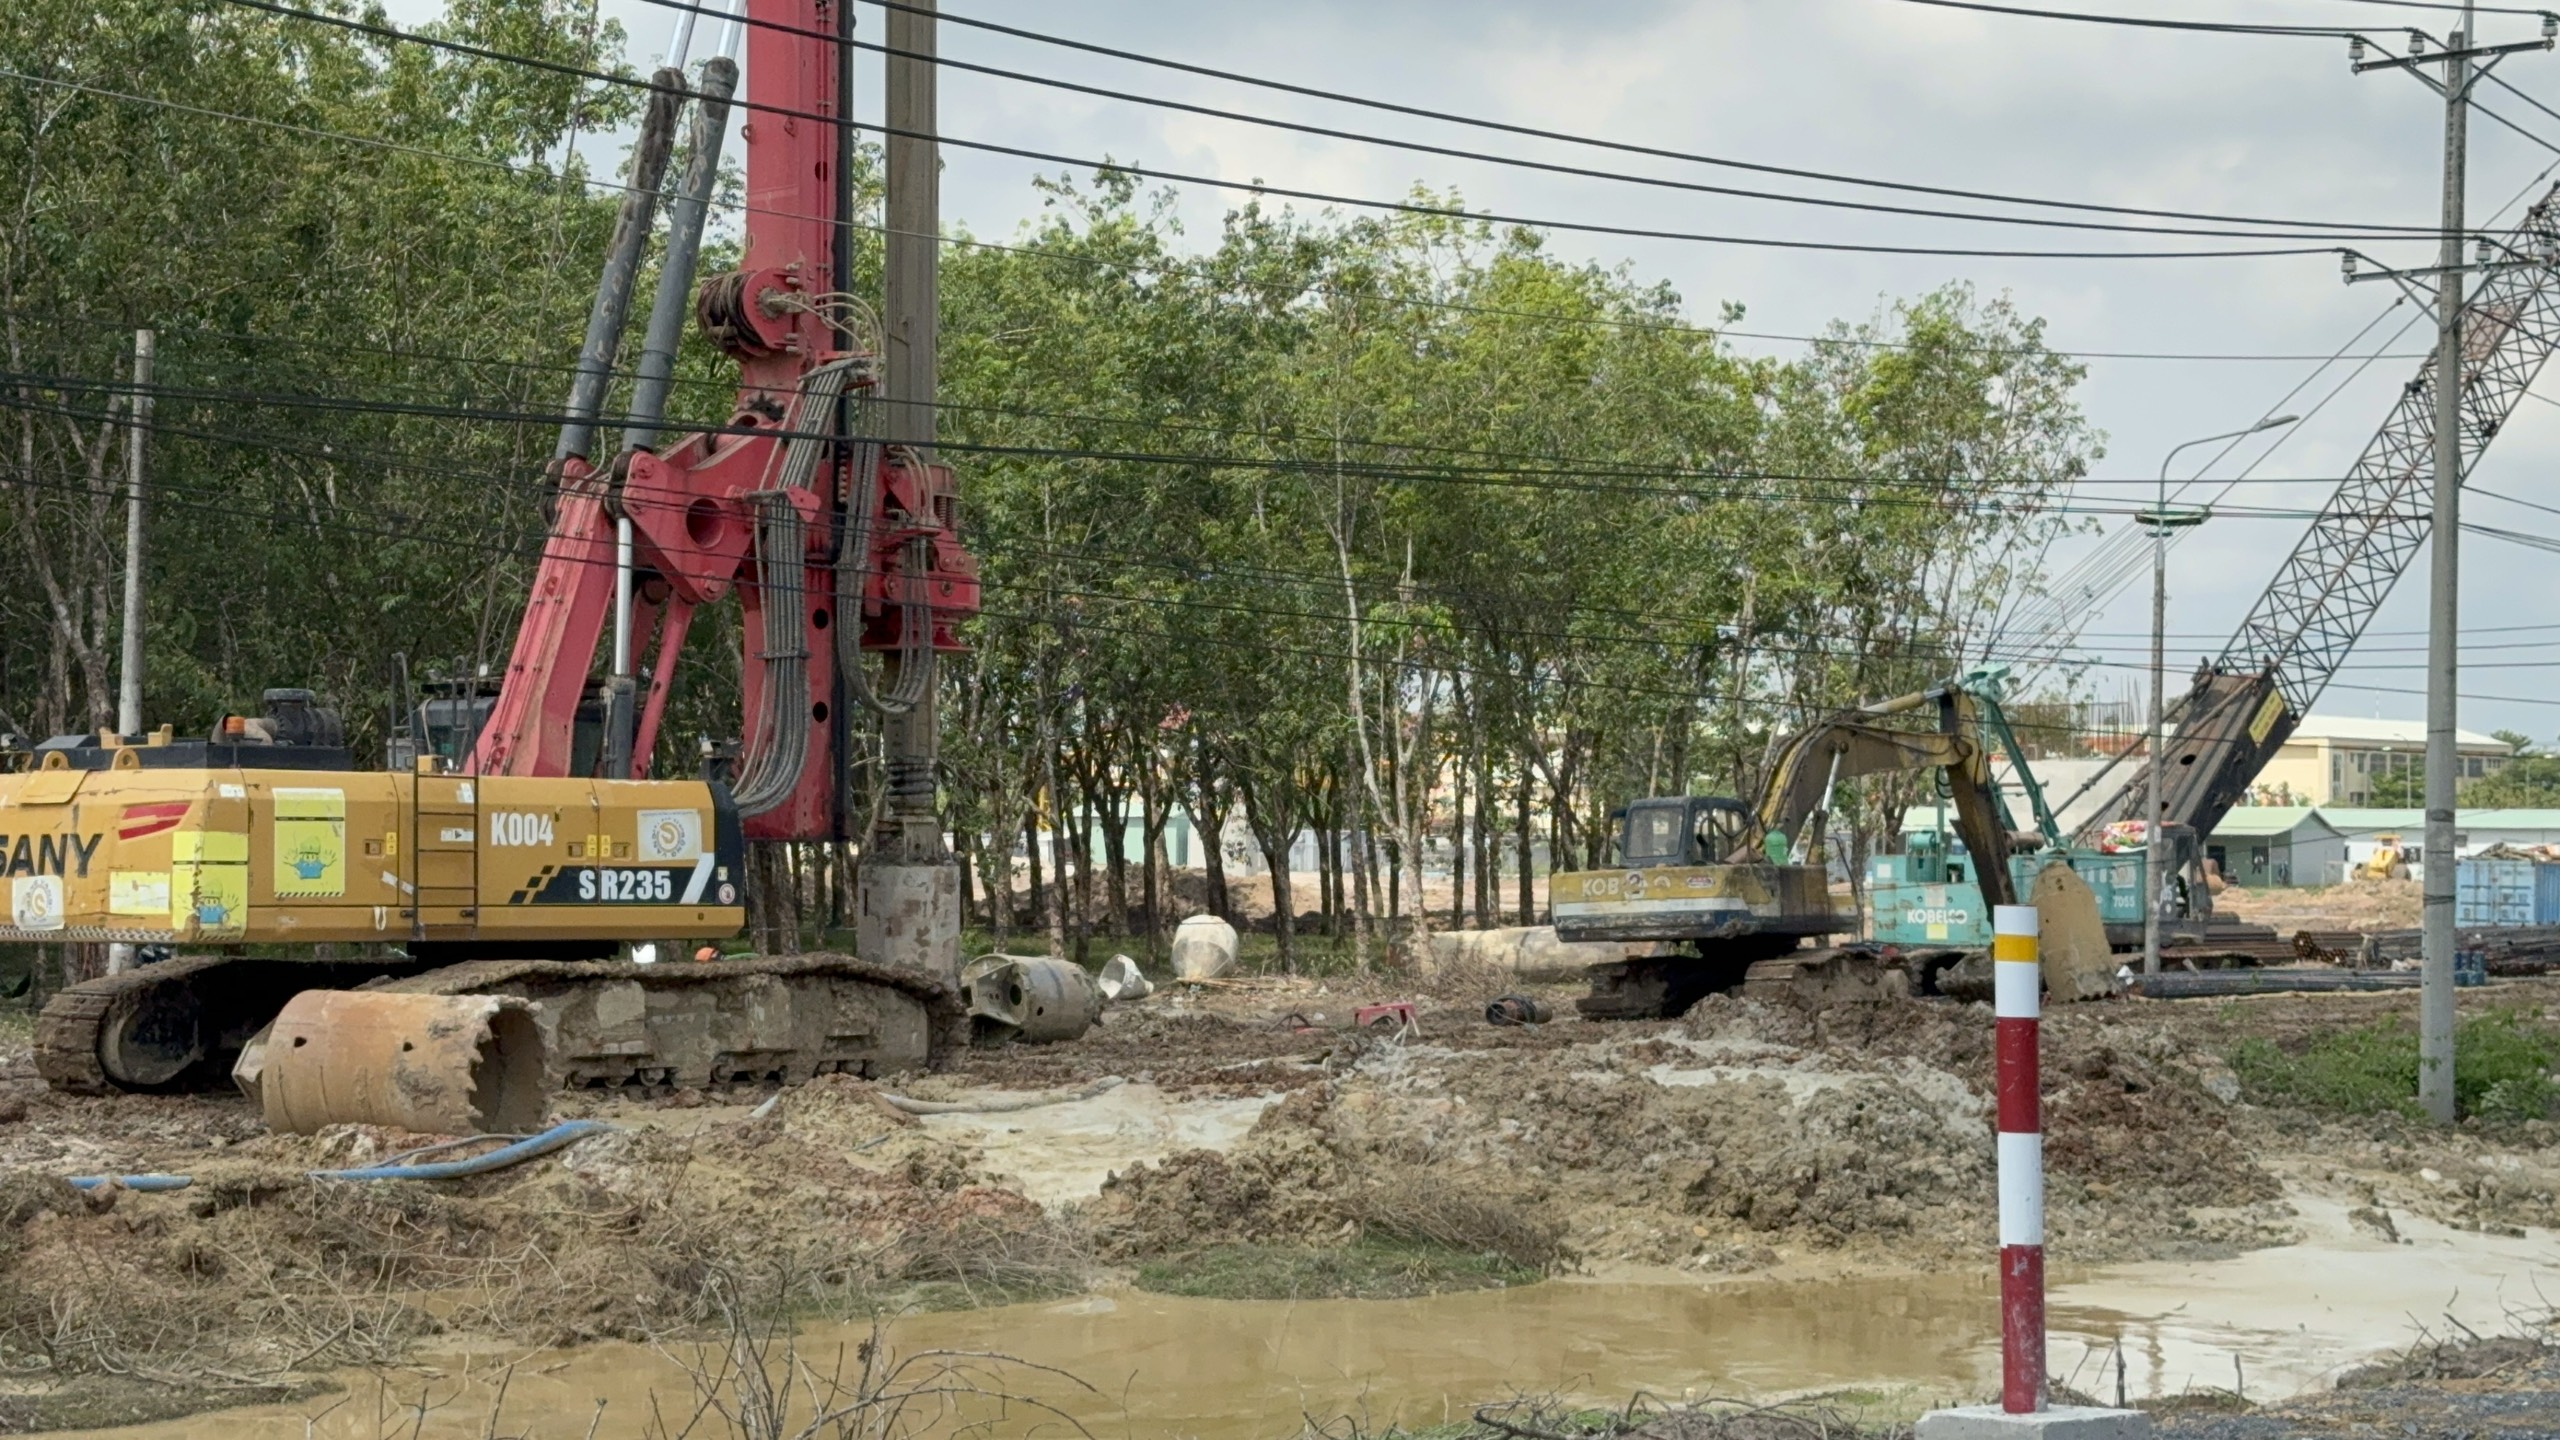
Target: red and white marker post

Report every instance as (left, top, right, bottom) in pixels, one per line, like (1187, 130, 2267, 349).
(1994, 903, 2045, 1415)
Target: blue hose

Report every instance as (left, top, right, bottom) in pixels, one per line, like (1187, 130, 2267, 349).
(63, 1119, 615, 1192)
(309, 1119, 614, 1181)
(65, 1174, 193, 1192)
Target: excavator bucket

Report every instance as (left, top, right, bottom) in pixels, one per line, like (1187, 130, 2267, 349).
(2030, 860, 2117, 1002)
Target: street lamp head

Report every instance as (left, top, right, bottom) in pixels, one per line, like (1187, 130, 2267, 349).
(2257, 415, 2301, 432)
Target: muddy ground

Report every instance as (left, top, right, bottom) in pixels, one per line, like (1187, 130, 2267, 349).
(4, 966, 2560, 1433)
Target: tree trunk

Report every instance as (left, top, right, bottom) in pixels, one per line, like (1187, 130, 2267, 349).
(1347, 736, 1372, 969)
(1023, 813, 1048, 950)
(1447, 746, 1467, 931)
(1472, 740, 1494, 929)
(1138, 772, 1165, 959)
(1318, 794, 1339, 941)
(1100, 778, 1132, 944)
(1516, 763, 1535, 925)
(1043, 744, 1072, 959)
(1240, 776, 1295, 973)
(1202, 804, 1231, 923)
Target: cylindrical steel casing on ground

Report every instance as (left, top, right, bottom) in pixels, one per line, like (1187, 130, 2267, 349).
(257, 990, 548, 1135)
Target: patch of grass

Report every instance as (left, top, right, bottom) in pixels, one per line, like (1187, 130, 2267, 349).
(2139, 1388, 2254, 1416)
(1133, 1236, 1541, 1301)
(2229, 1007, 2560, 1122)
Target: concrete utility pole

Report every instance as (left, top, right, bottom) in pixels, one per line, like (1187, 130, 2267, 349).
(117, 329, 153, 739)
(2343, 0, 2555, 1122)
(2421, 8, 2473, 1127)
(862, 0, 961, 987)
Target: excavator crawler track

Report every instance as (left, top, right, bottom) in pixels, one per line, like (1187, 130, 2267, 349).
(36, 954, 443, 1095)
(1739, 946, 1909, 1008)
(1573, 934, 1804, 1020)
(37, 952, 963, 1097)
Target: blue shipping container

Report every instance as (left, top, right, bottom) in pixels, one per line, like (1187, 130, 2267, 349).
(2536, 864, 2560, 926)
(2456, 858, 2535, 928)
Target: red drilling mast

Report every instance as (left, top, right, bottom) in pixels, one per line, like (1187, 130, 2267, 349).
(469, 0, 978, 844)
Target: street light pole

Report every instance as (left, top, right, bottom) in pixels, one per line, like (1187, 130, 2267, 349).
(2146, 416, 2297, 975)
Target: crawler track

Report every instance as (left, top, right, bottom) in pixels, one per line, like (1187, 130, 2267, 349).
(37, 951, 963, 1096)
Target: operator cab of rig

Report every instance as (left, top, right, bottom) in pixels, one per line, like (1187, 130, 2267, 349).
(7, 688, 350, 772)
(1614, 796, 1755, 868)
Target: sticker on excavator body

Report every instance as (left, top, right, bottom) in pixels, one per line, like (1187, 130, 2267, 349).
(638, 809, 703, 861)
(173, 830, 249, 937)
(117, 801, 191, 841)
(272, 788, 347, 897)
(110, 870, 172, 916)
(11, 875, 64, 931)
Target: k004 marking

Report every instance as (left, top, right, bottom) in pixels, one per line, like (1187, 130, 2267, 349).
(488, 812, 557, 847)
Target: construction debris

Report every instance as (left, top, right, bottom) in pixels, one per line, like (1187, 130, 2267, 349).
(1098, 954, 1153, 1002)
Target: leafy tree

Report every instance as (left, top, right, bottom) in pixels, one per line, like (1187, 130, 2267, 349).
(2466, 738, 2560, 808)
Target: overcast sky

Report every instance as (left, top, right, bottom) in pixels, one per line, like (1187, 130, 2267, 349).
(530, 0, 2560, 739)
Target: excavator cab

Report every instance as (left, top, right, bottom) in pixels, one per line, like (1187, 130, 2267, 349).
(1616, 796, 1755, 868)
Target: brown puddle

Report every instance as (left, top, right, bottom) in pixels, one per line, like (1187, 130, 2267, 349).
(50, 1205, 2560, 1440)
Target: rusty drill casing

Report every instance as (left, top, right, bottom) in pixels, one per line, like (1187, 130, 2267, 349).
(253, 990, 549, 1135)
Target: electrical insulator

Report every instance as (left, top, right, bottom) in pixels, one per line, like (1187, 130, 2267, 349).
(2342, 252, 2359, 278)
(2477, 235, 2495, 266)
(2545, 12, 2557, 41)
(2350, 35, 2367, 63)
(2411, 32, 2429, 55)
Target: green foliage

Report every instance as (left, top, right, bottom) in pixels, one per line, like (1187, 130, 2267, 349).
(2464, 751, 2560, 808)
(2367, 767, 2425, 807)
(1, 0, 632, 743)
(1132, 1237, 1539, 1301)
(2228, 1009, 2560, 1122)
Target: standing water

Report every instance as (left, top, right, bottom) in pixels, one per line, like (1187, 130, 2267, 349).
(61, 1205, 2555, 1440)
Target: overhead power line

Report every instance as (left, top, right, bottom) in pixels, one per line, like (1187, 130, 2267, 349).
(0, 371, 2434, 512)
(204, 0, 2382, 262)
(595, 0, 2463, 242)
(0, 69, 2478, 365)
(49, 323, 2433, 491)
(1887, 0, 2364, 36)
(844, 0, 2434, 233)
(8, 443, 2553, 730)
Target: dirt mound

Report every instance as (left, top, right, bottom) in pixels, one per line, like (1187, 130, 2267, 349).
(1086, 988, 2303, 1272)
(1092, 1089, 1356, 1256)
(2217, 878, 2423, 932)
(1093, 1088, 1560, 1270)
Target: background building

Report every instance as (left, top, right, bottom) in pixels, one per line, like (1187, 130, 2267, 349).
(2250, 716, 2514, 806)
